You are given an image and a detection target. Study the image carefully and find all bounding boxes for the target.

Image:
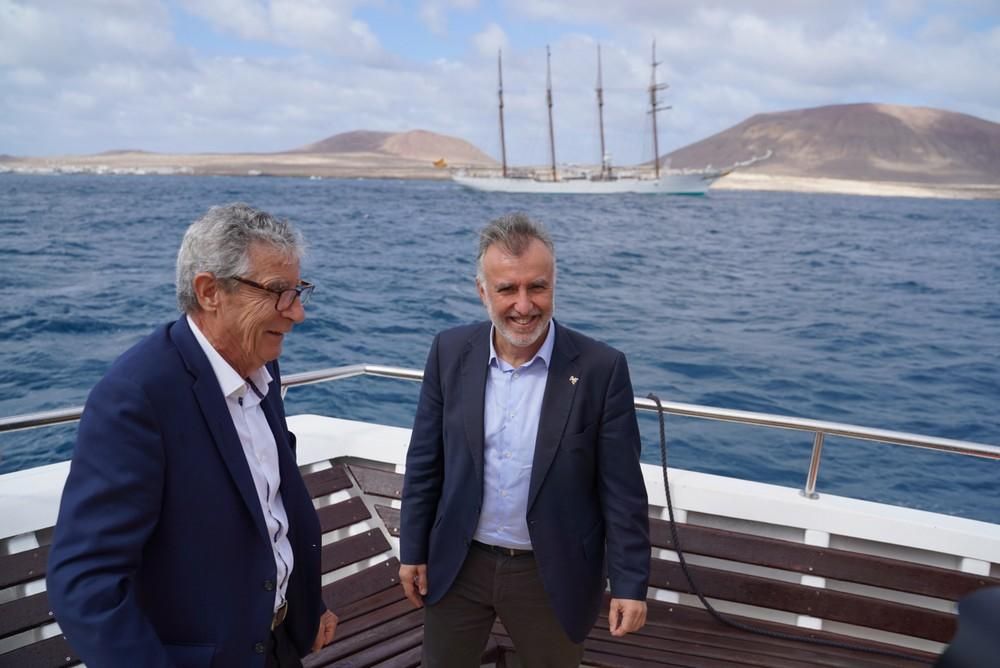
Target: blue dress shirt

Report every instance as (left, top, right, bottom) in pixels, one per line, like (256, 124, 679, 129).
(473, 321, 556, 550)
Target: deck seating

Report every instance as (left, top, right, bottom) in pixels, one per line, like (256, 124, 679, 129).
(2, 456, 997, 667)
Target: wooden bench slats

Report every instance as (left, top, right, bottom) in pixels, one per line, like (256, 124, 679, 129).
(321, 529, 391, 573)
(589, 625, 910, 668)
(587, 627, 827, 668)
(493, 633, 693, 668)
(651, 518, 996, 600)
(317, 496, 371, 534)
(612, 617, 911, 668)
(638, 599, 934, 666)
(0, 591, 53, 637)
(308, 607, 423, 663)
(348, 465, 404, 499)
(374, 504, 401, 536)
(0, 634, 78, 668)
(0, 544, 49, 589)
(322, 558, 401, 609)
(311, 623, 425, 667)
(303, 464, 353, 498)
(587, 636, 753, 668)
(369, 644, 422, 668)
(333, 599, 416, 642)
(334, 585, 408, 625)
(650, 558, 955, 642)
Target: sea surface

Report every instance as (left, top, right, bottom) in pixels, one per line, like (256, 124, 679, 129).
(1, 174, 998, 523)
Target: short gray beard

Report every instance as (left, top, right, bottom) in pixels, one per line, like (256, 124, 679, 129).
(485, 297, 554, 350)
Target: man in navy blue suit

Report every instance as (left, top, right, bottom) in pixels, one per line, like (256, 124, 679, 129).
(399, 213, 650, 666)
(47, 203, 337, 668)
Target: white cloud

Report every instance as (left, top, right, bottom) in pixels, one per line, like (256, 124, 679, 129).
(269, 0, 380, 55)
(419, 0, 478, 36)
(0, 0, 177, 71)
(178, 0, 270, 40)
(472, 22, 508, 58)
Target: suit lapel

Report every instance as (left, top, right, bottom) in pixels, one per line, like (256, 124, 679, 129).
(528, 322, 580, 511)
(461, 324, 491, 487)
(172, 317, 271, 545)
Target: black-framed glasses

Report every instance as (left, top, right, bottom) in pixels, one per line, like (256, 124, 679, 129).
(229, 276, 315, 311)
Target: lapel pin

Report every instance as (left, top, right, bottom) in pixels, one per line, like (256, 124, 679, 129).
(569, 376, 579, 385)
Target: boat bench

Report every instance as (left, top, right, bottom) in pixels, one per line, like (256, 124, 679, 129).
(3, 458, 997, 667)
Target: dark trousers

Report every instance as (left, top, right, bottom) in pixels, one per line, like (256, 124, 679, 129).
(422, 542, 583, 668)
(265, 622, 303, 668)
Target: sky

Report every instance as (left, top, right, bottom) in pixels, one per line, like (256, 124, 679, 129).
(2, 0, 999, 165)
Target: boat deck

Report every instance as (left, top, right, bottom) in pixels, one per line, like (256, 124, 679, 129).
(6, 422, 998, 667)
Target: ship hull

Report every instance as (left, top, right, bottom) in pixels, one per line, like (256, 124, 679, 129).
(452, 171, 721, 195)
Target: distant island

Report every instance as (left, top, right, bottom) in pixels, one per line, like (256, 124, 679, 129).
(668, 103, 1000, 199)
(2, 104, 998, 199)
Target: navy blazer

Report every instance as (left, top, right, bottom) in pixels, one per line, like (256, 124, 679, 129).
(47, 317, 325, 668)
(400, 321, 650, 643)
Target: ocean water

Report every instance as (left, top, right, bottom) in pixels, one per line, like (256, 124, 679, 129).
(1, 174, 998, 523)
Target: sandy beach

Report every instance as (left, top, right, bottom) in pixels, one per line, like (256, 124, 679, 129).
(713, 172, 1000, 200)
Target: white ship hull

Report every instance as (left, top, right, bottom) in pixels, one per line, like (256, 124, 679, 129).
(453, 171, 721, 195)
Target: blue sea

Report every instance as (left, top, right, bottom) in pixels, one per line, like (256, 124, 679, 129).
(1, 174, 998, 523)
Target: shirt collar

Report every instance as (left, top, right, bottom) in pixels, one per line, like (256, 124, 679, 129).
(186, 315, 272, 400)
(488, 319, 556, 371)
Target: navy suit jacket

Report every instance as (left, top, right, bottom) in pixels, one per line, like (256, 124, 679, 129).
(47, 316, 325, 668)
(400, 321, 650, 643)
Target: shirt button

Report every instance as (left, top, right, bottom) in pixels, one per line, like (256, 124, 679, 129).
(505, 451, 512, 458)
(254, 642, 265, 654)
(513, 372, 519, 378)
(263, 580, 275, 591)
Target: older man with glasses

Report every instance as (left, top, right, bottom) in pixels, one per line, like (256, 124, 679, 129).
(47, 203, 337, 668)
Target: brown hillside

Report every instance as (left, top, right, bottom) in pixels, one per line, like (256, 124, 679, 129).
(293, 129, 495, 166)
(294, 130, 393, 154)
(667, 103, 1000, 184)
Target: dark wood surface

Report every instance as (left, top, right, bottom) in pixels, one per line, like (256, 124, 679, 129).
(649, 558, 956, 642)
(651, 518, 997, 600)
(350, 464, 406, 500)
(0, 543, 49, 589)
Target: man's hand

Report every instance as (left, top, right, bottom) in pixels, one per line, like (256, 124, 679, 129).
(608, 598, 647, 637)
(399, 563, 428, 608)
(311, 609, 338, 651)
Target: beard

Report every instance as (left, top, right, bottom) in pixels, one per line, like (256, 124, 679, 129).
(485, 298, 554, 350)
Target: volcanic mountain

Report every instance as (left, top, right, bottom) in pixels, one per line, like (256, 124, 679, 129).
(666, 103, 1000, 184)
(292, 129, 495, 166)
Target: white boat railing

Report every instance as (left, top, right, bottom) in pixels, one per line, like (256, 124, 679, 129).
(2, 363, 998, 499)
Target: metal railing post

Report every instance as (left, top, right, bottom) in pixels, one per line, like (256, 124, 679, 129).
(802, 432, 825, 499)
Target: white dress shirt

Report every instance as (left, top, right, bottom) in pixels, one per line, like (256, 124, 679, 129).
(187, 316, 293, 613)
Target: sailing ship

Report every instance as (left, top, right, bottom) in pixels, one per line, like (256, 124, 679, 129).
(453, 43, 747, 195)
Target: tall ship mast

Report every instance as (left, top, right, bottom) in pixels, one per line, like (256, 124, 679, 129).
(648, 40, 670, 179)
(596, 45, 609, 180)
(497, 49, 508, 178)
(545, 45, 557, 182)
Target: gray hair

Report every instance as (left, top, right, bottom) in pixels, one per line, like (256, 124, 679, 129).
(475, 213, 556, 284)
(175, 203, 303, 313)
